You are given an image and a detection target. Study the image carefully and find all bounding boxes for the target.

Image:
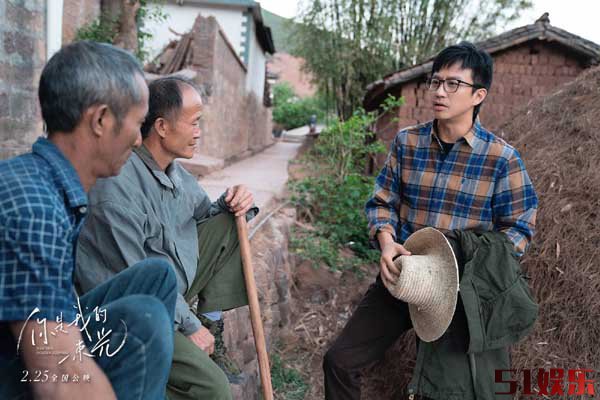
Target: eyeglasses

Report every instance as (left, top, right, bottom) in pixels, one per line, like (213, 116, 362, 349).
(426, 77, 482, 93)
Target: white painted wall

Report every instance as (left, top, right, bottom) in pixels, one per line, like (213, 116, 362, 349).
(246, 24, 266, 100)
(146, 3, 246, 60)
(47, 0, 64, 60)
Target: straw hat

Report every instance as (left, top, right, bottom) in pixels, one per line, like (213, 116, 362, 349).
(383, 227, 459, 342)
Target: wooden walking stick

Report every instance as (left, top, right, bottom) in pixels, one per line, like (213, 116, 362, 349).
(235, 215, 274, 400)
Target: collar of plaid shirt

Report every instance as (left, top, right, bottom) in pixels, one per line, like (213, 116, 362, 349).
(32, 136, 87, 209)
(431, 119, 486, 152)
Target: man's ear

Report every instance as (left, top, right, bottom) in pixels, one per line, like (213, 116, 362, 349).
(89, 104, 110, 138)
(473, 88, 488, 107)
(153, 117, 169, 139)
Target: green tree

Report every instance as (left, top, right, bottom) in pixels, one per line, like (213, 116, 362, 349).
(293, 0, 531, 120)
(271, 82, 325, 130)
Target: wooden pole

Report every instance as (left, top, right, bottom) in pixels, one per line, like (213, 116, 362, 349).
(235, 215, 274, 400)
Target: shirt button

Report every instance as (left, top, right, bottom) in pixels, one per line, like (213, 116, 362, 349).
(79, 206, 87, 214)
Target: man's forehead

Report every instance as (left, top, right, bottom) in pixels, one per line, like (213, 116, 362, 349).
(180, 84, 203, 108)
(432, 63, 473, 79)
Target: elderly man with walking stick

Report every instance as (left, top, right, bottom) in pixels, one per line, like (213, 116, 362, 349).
(74, 75, 269, 400)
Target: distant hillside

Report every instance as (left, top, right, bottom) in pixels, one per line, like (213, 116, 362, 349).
(261, 9, 296, 54)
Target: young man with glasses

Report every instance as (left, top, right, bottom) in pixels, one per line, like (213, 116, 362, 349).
(323, 41, 538, 399)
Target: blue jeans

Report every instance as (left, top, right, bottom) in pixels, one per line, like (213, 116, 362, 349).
(0, 258, 177, 400)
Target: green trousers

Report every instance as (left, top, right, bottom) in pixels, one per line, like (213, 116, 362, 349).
(167, 213, 249, 400)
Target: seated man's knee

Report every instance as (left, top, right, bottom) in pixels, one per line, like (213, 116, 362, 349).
(136, 257, 177, 287)
(195, 367, 231, 400)
(122, 295, 174, 362)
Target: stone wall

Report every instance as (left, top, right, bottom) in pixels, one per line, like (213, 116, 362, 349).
(375, 40, 588, 165)
(0, 0, 46, 159)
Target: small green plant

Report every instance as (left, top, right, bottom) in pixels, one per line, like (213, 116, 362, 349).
(289, 95, 404, 272)
(271, 353, 308, 400)
(75, 16, 118, 44)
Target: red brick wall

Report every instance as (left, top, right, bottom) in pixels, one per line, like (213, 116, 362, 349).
(376, 40, 587, 161)
(482, 41, 584, 134)
(62, 0, 101, 44)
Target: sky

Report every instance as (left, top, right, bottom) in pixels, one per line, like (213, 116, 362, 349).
(257, 0, 600, 45)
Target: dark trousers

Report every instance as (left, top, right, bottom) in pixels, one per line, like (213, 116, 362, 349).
(323, 274, 413, 400)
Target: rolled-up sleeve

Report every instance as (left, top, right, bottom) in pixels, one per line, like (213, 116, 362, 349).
(492, 151, 538, 256)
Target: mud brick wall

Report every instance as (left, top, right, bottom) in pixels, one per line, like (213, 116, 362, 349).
(191, 15, 273, 162)
(246, 92, 273, 154)
(0, 0, 46, 160)
(375, 40, 587, 167)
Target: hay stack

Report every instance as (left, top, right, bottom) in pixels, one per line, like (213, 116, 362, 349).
(363, 65, 600, 398)
(502, 65, 600, 388)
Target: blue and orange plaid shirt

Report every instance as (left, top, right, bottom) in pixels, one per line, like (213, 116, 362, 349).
(366, 120, 538, 255)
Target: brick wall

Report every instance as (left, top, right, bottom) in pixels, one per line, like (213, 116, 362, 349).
(0, 0, 46, 160)
(376, 40, 588, 163)
(62, 0, 101, 44)
(190, 15, 273, 162)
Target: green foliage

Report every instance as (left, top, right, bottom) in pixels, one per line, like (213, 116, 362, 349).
(271, 354, 308, 400)
(272, 82, 325, 130)
(75, 0, 167, 63)
(290, 96, 403, 271)
(136, 0, 167, 62)
(75, 16, 118, 44)
(293, 0, 532, 120)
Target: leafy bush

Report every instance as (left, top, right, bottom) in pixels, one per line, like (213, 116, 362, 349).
(272, 83, 324, 130)
(290, 96, 404, 270)
(75, 0, 166, 63)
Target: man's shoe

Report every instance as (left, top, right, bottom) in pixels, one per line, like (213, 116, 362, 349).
(198, 314, 244, 384)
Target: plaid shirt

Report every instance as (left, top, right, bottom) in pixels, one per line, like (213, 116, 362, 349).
(366, 120, 538, 255)
(0, 137, 87, 331)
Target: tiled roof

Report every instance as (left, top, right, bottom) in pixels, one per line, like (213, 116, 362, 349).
(363, 17, 600, 110)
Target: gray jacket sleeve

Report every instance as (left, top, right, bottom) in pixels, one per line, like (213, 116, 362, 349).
(193, 187, 258, 222)
(76, 200, 200, 335)
(175, 293, 202, 336)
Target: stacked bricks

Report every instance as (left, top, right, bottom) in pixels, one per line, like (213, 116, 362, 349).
(0, 0, 46, 159)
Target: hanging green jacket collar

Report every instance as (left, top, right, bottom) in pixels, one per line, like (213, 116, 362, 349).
(407, 230, 538, 400)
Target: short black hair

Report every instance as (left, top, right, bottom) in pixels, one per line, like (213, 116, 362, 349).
(39, 41, 144, 134)
(431, 41, 493, 120)
(140, 76, 201, 138)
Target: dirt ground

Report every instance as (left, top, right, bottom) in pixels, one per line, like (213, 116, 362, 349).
(274, 252, 377, 400)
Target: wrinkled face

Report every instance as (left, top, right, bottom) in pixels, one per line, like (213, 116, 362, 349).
(100, 74, 148, 177)
(429, 63, 486, 123)
(161, 84, 203, 160)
